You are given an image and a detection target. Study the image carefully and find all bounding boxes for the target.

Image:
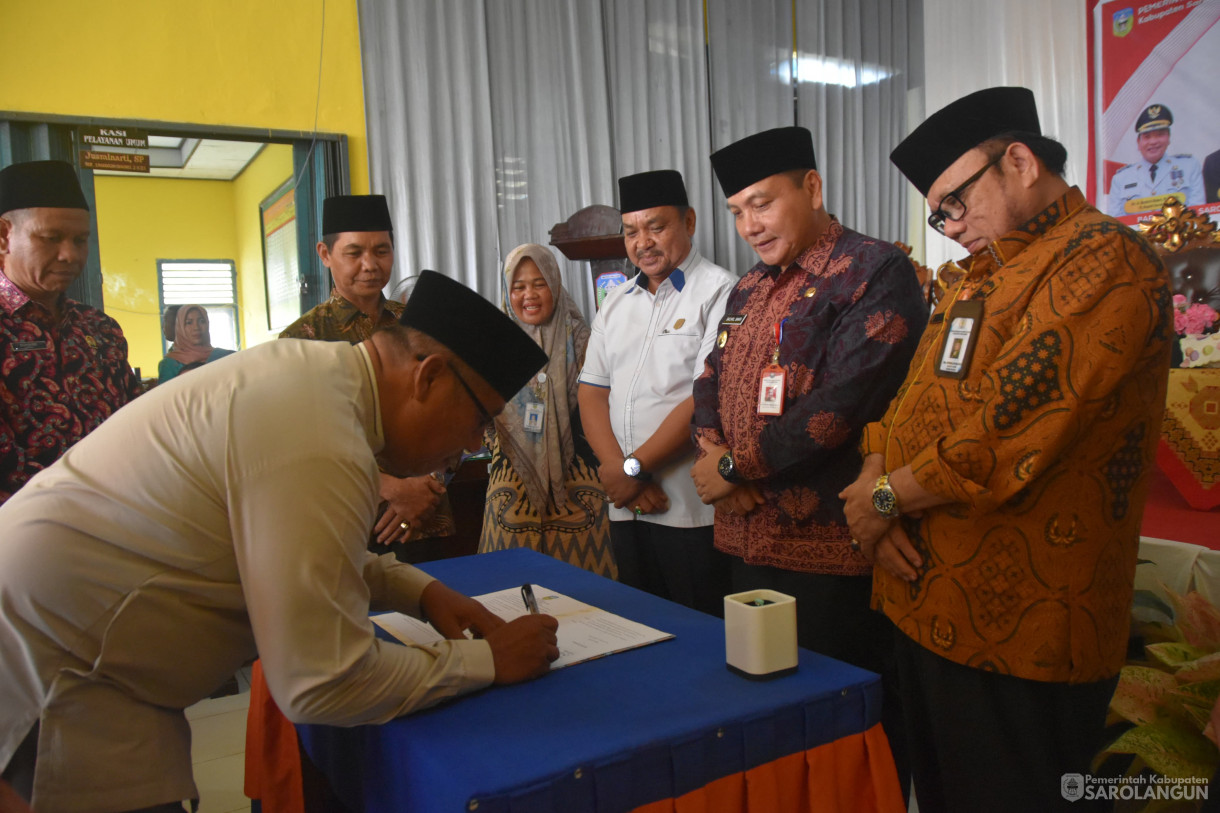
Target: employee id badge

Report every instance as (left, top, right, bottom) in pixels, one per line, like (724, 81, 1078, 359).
(936, 299, 984, 379)
(523, 402, 545, 433)
(757, 364, 786, 415)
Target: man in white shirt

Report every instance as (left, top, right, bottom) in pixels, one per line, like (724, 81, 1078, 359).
(0, 271, 558, 813)
(1108, 103, 1204, 217)
(578, 169, 736, 615)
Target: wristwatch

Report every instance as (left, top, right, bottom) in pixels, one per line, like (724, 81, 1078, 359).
(717, 450, 742, 484)
(623, 454, 650, 480)
(871, 474, 902, 520)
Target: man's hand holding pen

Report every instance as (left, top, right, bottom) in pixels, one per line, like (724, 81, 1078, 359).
(485, 583, 558, 683)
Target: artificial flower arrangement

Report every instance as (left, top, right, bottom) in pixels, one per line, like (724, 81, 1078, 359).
(1173, 295, 1220, 369)
(1099, 584, 1220, 811)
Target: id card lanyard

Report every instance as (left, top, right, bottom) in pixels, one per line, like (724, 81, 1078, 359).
(523, 372, 547, 433)
(884, 270, 975, 465)
(758, 319, 787, 416)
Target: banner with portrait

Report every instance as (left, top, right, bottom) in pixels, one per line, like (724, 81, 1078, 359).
(1087, 0, 1220, 225)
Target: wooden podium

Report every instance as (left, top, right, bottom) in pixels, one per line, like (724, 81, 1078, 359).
(549, 204, 631, 310)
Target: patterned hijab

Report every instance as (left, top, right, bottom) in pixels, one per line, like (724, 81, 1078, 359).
(494, 244, 590, 513)
(166, 305, 214, 365)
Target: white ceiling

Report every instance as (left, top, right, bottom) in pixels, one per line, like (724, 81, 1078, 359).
(89, 137, 265, 181)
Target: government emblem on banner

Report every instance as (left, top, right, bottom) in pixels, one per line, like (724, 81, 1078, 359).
(1172, 167, 1184, 186)
(1113, 7, 1133, 37)
(1061, 774, 1084, 802)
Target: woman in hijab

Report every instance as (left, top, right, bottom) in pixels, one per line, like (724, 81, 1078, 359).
(157, 305, 234, 381)
(478, 244, 616, 578)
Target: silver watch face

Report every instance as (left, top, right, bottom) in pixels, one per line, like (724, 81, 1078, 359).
(623, 456, 642, 478)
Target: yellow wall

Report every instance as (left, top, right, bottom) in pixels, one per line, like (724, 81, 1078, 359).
(0, 0, 368, 192)
(95, 176, 239, 377)
(2, 0, 365, 371)
(94, 144, 297, 374)
(233, 145, 296, 349)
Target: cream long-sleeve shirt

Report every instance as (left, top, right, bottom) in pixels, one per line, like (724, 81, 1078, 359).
(0, 339, 495, 813)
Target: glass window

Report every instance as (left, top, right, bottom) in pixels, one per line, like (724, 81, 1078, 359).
(157, 260, 240, 352)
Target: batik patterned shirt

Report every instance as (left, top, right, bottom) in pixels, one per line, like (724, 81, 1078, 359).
(278, 293, 404, 343)
(862, 187, 1173, 682)
(0, 272, 140, 504)
(693, 219, 926, 575)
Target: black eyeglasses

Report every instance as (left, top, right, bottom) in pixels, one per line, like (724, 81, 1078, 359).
(445, 360, 495, 432)
(927, 153, 1004, 234)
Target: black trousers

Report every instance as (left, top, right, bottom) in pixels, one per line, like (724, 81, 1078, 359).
(728, 560, 909, 802)
(609, 520, 731, 617)
(892, 628, 1119, 813)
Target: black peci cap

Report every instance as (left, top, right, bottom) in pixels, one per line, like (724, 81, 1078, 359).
(710, 127, 817, 198)
(618, 170, 689, 213)
(321, 194, 393, 235)
(890, 86, 1041, 197)
(0, 160, 89, 216)
(399, 270, 547, 401)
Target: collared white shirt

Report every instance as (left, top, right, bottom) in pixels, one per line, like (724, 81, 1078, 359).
(580, 247, 736, 527)
(1107, 153, 1204, 217)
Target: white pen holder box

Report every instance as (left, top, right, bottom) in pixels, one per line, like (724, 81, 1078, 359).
(724, 589, 798, 679)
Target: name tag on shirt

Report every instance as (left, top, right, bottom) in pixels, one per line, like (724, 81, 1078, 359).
(523, 402, 545, 433)
(12, 341, 49, 352)
(718, 314, 747, 349)
(936, 300, 983, 379)
(757, 365, 786, 415)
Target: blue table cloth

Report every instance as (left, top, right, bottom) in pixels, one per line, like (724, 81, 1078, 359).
(296, 548, 886, 812)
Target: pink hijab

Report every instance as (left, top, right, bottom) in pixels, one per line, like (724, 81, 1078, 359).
(165, 305, 214, 365)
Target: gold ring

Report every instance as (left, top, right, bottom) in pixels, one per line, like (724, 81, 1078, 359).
(850, 539, 861, 551)
(400, 521, 411, 532)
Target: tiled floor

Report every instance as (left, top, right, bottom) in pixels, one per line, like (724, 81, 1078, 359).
(185, 669, 252, 813)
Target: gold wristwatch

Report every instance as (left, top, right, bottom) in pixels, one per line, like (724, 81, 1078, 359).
(871, 473, 902, 520)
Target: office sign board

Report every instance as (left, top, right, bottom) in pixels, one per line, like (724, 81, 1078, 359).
(80, 150, 150, 173)
(80, 127, 149, 149)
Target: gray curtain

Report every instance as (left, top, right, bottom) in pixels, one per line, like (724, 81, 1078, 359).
(796, 0, 913, 244)
(359, 0, 922, 316)
(358, 2, 500, 298)
(916, 0, 1086, 272)
(604, 0, 717, 269)
(485, 0, 616, 314)
(705, 0, 798, 273)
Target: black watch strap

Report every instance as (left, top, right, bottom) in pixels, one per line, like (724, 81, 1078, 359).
(717, 451, 741, 484)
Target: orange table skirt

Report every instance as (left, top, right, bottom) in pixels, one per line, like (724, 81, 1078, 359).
(244, 661, 903, 813)
(632, 725, 903, 813)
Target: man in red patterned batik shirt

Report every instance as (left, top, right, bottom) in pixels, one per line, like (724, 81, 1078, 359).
(0, 160, 140, 505)
(690, 127, 926, 790)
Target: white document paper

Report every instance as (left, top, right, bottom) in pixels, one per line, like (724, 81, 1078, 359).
(371, 585, 673, 670)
